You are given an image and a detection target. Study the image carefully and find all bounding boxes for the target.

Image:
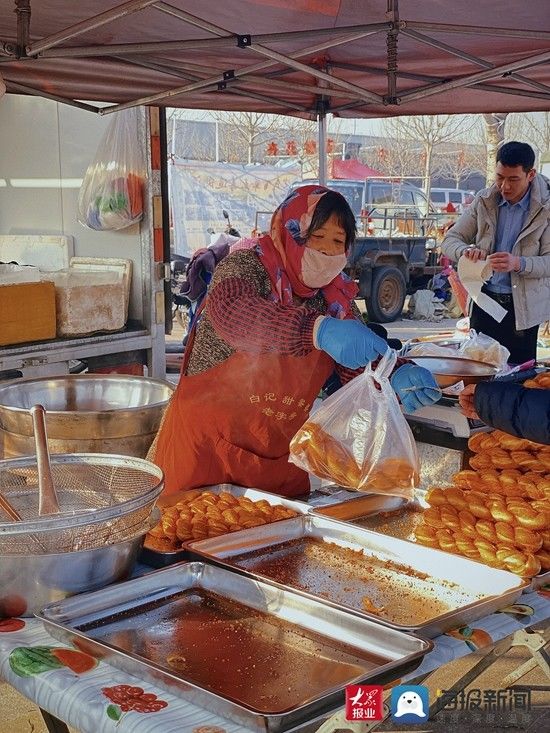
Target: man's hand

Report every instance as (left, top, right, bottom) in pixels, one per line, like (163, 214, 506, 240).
(463, 247, 486, 262)
(458, 383, 479, 420)
(487, 252, 521, 272)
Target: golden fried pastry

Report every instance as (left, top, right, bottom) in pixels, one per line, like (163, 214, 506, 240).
(147, 490, 300, 548)
(452, 470, 479, 490)
(458, 510, 478, 537)
(496, 434, 530, 451)
(454, 535, 480, 559)
(469, 453, 494, 470)
(535, 548, 550, 570)
(414, 523, 439, 547)
(495, 547, 541, 577)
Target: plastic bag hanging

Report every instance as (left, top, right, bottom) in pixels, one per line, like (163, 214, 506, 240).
(289, 350, 420, 499)
(78, 108, 145, 231)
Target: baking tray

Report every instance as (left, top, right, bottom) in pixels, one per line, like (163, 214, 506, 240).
(140, 484, 310, 568)
(189, 515, 528, 638)
(310, 492, 409, 522)
(317, 500, 550, 595)
(38, 562, 431, 733)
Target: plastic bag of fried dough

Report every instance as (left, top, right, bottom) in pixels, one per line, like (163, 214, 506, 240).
(289, 350, 419, 499)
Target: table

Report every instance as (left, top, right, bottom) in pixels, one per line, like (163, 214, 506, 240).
(1, 586, 548, 733)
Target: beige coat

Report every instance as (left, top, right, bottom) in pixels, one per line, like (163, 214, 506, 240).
(442, 173, 550, 330)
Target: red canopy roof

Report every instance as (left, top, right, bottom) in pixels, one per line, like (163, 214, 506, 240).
(331, 158, 382, 180)
(0, 2, 549, 118)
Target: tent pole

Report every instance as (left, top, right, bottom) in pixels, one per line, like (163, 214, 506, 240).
(399, 48, 550, 102)
(318, 109, 327, 186)
(99, 30, 378, 114)
(27, 0, 158, 56)
(15, 0, 31, 57)
(401, 28, 550, 94)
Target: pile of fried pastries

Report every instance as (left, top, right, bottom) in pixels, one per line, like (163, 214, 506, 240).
(290, 421, 418, 493)
(414, 426, 550, 578)
(146, 489, 299, 551)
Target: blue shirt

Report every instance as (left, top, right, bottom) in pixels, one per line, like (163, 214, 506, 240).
(487, 188, 531, 293)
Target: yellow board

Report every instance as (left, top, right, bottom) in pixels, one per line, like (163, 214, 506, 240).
(0, 281, 56, 346)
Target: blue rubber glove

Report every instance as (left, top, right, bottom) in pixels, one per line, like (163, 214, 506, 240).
(316, 317, 388, 369)
(390, 364, 442, 413)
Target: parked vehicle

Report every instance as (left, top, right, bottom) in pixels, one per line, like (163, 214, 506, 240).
(288, 177, 440, 323)
(430, 188, 474, 213)
(290, 177, 431, 235)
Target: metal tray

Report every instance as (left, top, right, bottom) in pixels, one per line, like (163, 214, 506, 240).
(189, 514, 528, 638)
(528, 570, 550, 592)
(38, 562, 431, 733)
(140, 484, 310, 568)
(319, 502, 550, 594)
(310, 493, 409, 522)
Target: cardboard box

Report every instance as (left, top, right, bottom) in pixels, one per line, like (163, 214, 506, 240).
(0, 281, 57, 346)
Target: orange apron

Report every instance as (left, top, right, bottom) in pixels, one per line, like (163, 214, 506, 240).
(154, 340, 334, 498)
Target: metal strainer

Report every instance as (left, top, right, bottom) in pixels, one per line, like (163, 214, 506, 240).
(0, 453, 163, 554)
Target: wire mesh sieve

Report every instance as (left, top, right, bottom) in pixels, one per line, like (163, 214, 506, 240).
(0, 453, 163, 554)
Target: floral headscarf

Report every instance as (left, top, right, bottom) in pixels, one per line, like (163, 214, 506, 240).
(255, 185, 358, 318)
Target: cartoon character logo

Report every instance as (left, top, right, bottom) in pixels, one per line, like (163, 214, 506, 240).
(390, 685, 429, 724)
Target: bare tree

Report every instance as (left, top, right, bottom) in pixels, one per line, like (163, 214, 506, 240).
(212, 111, 282, 164)
(506, 111, 550, 165)
(483, 113, 508, 182)
(381, 114, 478, 196)
(434, 143, 486, 189)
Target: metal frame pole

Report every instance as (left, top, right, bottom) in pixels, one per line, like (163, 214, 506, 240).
(399, 48, 550, 102)
(99, 29, 382, 115)
(318, 110, 327, 186)
(27, 0, 159, 56)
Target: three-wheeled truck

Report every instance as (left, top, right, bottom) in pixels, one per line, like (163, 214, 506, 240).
(346, 229, 442, 323)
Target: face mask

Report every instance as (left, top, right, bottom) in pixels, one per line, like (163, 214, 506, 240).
(300, 247, 347, 288)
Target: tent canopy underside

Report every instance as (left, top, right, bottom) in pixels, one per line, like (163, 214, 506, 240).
(0, 0, 549, 118)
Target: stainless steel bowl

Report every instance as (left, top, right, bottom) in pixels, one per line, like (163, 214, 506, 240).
(0, 508, 160, 617)
(410, 356, 499, 387)
(0, 374, 174, 458)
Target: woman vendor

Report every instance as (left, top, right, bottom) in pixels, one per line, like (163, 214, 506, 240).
(151, 185, 440, 497)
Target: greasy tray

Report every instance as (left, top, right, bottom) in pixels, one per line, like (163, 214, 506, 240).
(310, 493, 409, 522)
(140, 484, 309, 568)
(38, 562, 430, 733)
(189, 515, 528, 638)
(330, 502, 550, 594)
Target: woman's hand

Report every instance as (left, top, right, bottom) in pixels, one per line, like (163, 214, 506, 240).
(390, 365, 442, 413)
(458, 383, 480, 419)
(315, 317, 388, 369)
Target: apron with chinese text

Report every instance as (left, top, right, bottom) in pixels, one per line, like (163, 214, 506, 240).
(154, 346, 334, 497)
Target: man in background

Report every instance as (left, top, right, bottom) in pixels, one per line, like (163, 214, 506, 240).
(442, 141, 550, 363)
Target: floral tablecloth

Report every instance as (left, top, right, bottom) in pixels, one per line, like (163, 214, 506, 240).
(1, 587, 549, 733)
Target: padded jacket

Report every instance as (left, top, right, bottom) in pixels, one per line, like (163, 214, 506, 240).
(474, 381, 550, 445)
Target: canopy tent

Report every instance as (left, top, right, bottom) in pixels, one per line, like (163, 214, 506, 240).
(331, 158, 382, 179)
(0, 0, 549, 120)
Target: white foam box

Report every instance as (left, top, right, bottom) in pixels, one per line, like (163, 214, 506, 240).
(48, 265, 129, 338)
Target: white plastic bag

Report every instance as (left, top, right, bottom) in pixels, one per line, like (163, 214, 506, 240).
(78, 109, 145, 231)
(289, 351, 419, 499)
(457, 329, 510, 369)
